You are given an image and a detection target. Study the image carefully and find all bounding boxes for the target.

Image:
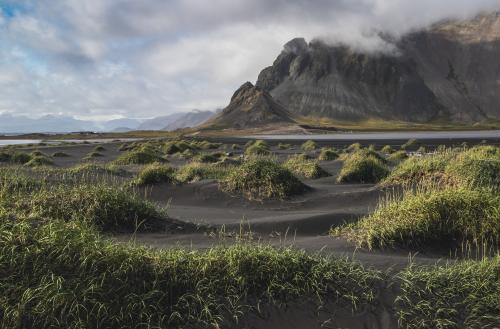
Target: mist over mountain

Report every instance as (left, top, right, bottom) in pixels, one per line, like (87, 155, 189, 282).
(247, 12, 500, 125)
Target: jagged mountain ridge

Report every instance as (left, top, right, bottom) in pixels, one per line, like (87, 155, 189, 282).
(254, 12, 500, 123)
(206, 82, 295, 128)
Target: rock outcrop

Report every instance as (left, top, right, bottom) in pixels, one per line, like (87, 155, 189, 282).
(205, 82, 295, 128)
(255, 12, 500, 123)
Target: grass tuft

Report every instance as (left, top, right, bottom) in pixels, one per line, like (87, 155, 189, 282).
(221, 159, 306, 200)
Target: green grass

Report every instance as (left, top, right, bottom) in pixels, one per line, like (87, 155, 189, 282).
(347, 142, 362, 152)
(175, 162, 232, 183)
(401, 138, 420, 151)
(283, 154, 330, 179)
(67, 163, 124, 176)
(278, 143, 291, 150)
(318, 147, 339, 161)
(114, 149, 166, 165)
(193, 153, 222, 163)
(0, 152, 11, 162)
(397, 257, 500, 328)
(301, 140, 318, 152)
(0, 218, 380, 329)
(86, 151, 104, 158)
(245, 140, 270, 156)
(221, 159, 306, 200)
(337, 151, 389, 183)
(384, 146, 500, 190)
(94, 145, 106, 152)
(25, 155, 54, 167)
(381, 145, 394, 154)
(52, 151, 70, 157)
(387, 150, 408, 163)
(333, 188, 500, 253)
(0, 183, 169, 233)
(11, 152, 32, 164)
(132, 163, 177, 186)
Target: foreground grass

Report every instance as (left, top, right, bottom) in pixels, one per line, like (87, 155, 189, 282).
(0, 219, 380, 329)
(397, 257, 500, 328)
(333, 188, 500, 253)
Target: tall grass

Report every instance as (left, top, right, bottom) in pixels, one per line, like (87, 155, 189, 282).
(283, 154, 330, 179)
(333, 188, 500, 254)
(337, 151, 389, 183)
(0, 219, 380, 329)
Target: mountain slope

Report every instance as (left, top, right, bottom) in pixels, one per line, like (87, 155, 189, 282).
(255, 12, 500, 123)
(162, 110, 214, 131)
(205, 82, 295, 129)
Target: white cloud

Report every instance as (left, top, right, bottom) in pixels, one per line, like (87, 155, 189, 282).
(0, 0, 498, 120)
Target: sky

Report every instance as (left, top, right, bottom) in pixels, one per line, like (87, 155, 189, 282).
(0, 0, 499, 121)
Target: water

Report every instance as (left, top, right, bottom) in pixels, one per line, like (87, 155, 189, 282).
(252, 130, 500, 141)
(0, 138, 139, 147)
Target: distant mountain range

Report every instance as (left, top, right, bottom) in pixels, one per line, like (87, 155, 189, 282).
(0, 110, 215, 134)
(208, 11, 500, 129)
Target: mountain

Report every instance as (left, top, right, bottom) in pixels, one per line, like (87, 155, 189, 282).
(0, 113, 98, 133)
(100, 118, 142, 131)
(205, 82, 295, 128)
(162, 110, 214, 130)
(254, 12, 500, 123)
(136, 111, 215, 131)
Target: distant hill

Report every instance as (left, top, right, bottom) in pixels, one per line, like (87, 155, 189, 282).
(205, 82, 295, 129)
(0, 113, 98, 133)
(254, 12, 500, 124)
(162, 110, 214, 130)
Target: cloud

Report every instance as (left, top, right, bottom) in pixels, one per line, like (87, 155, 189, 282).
(0, 0, 498, 120)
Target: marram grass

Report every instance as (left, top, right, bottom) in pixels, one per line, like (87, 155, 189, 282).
(283, 154, 330, 179)
(0, 218, 380, 329)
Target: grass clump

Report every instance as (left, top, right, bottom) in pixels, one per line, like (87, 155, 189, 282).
(278, 143, 291, 150)
(301, 140, 318, 152)
(94, 145, 106, 152)
(337, 151, 389, 183)
(347, 142, 362, 152)
(397, 257, 500, 328)
(384, 146, 499, 190)
(114, 149, 166, 165)
(175, 162, 232, 183)
(1, 184, 169, 232)
(52, 151, 70, 157)
(86, 151, 104, 158)
(381, 145, 394, 154)
(221, 159, 306, 200)
(25, 155, 54, 167)
(283, 154, 330, 179)
(0, 219, 379, 329)
(193, 153, 221, 163)
(132, 163, 177, 186)
(0, 152, 11, 162)
(11, 152, 32, 164)
(67, 163, 124, 176)
(387, 150, 408, 163)
(245, 140, 270, 156)
(318, 147, 339, 161)
(401, 138, 420, 151)
(333, 188, 500, 252)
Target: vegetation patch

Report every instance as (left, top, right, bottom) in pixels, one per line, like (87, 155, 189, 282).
(114, 149, 166, 165)
(381, 145, 394, 154)
(175, 162, 232, 183)
(397, 257, 500, 329)
(11, 152, 32, 164)
(278, 143, 291, 150)
(401, 138, 420, 151)
(52, 151, 70, 157)
(283, 154, 330, 179)
(245, 140, 271, 156)
(301, 140, 318, 152)
(0, 184, 169, 232)
(132, 163, 177, 186)
(0, 219, 380, 329)
(221, 159, 306, 200)
(25, 155, 54, 167)
(318, 147, 339, 161)
(333, 188, 500, 253)
(387, 150, 408, 163)
(337, 151, 389, 183)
